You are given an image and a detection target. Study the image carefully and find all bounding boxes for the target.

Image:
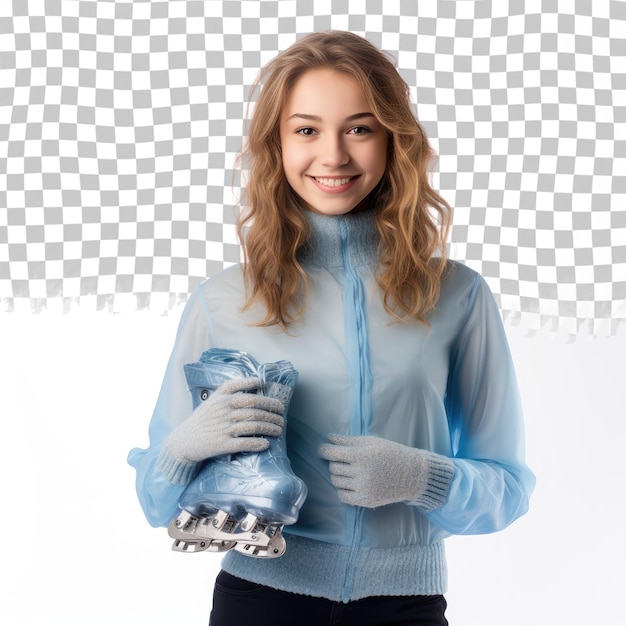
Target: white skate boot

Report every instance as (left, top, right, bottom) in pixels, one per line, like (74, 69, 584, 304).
(167, 349, 308, 558)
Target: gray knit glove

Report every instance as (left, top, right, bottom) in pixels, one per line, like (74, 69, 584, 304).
(319, 434, 455, 510)
(158, 377, 285, 485)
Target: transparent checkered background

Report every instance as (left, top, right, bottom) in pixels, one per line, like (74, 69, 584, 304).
(1, 0, 625, 336)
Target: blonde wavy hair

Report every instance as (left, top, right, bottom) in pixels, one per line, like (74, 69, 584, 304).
(237, 31, 452, 330)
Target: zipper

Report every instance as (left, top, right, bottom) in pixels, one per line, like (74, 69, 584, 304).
(338, 216, 373, 603)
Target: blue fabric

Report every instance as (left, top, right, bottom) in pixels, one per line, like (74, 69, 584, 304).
(128, 208, 535, 601)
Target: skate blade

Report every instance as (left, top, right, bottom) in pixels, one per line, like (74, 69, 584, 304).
(171, 537, 235, 553)
(233, 528, 286, 558)
(168, 509, 285, 557)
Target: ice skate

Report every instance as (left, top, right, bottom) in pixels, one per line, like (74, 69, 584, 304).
(167, 349, 308, 558)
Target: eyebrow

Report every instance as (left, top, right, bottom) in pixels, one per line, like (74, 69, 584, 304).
(286, 112, 376, 122)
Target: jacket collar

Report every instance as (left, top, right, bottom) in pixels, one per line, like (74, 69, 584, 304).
(299, 208, 379, 270)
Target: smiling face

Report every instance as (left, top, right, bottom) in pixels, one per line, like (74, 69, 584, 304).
(279, 69, 388, 216)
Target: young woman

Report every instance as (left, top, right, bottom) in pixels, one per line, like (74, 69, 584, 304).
(129, 31, 535, 625)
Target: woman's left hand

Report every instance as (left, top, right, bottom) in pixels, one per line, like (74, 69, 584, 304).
(319, 434, 454, 510)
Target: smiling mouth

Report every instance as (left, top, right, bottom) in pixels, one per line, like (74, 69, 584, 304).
(311, 176, 358, 188)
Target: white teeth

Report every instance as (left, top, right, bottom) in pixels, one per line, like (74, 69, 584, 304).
(314, 176, 354, 187)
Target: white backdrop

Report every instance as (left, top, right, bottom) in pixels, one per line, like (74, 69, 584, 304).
(0, 311, 624, 625)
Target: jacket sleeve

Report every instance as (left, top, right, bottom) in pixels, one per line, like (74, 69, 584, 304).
(127, 283, 214, 527)
(426, 273, 536, 535)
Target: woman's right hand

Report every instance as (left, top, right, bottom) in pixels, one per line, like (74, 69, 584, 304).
(157, 377, 285, 483)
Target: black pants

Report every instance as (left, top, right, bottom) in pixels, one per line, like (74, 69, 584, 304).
(209, 571, 449, 626)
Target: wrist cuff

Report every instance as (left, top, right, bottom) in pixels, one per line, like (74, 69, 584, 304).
(157, 446, 199, 486)
(409, 451, 455, 512)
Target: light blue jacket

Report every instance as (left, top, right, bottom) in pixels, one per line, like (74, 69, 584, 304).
(128, 209, 535, 602)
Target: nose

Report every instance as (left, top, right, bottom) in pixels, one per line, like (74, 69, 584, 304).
(320, 134, 350, 168)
